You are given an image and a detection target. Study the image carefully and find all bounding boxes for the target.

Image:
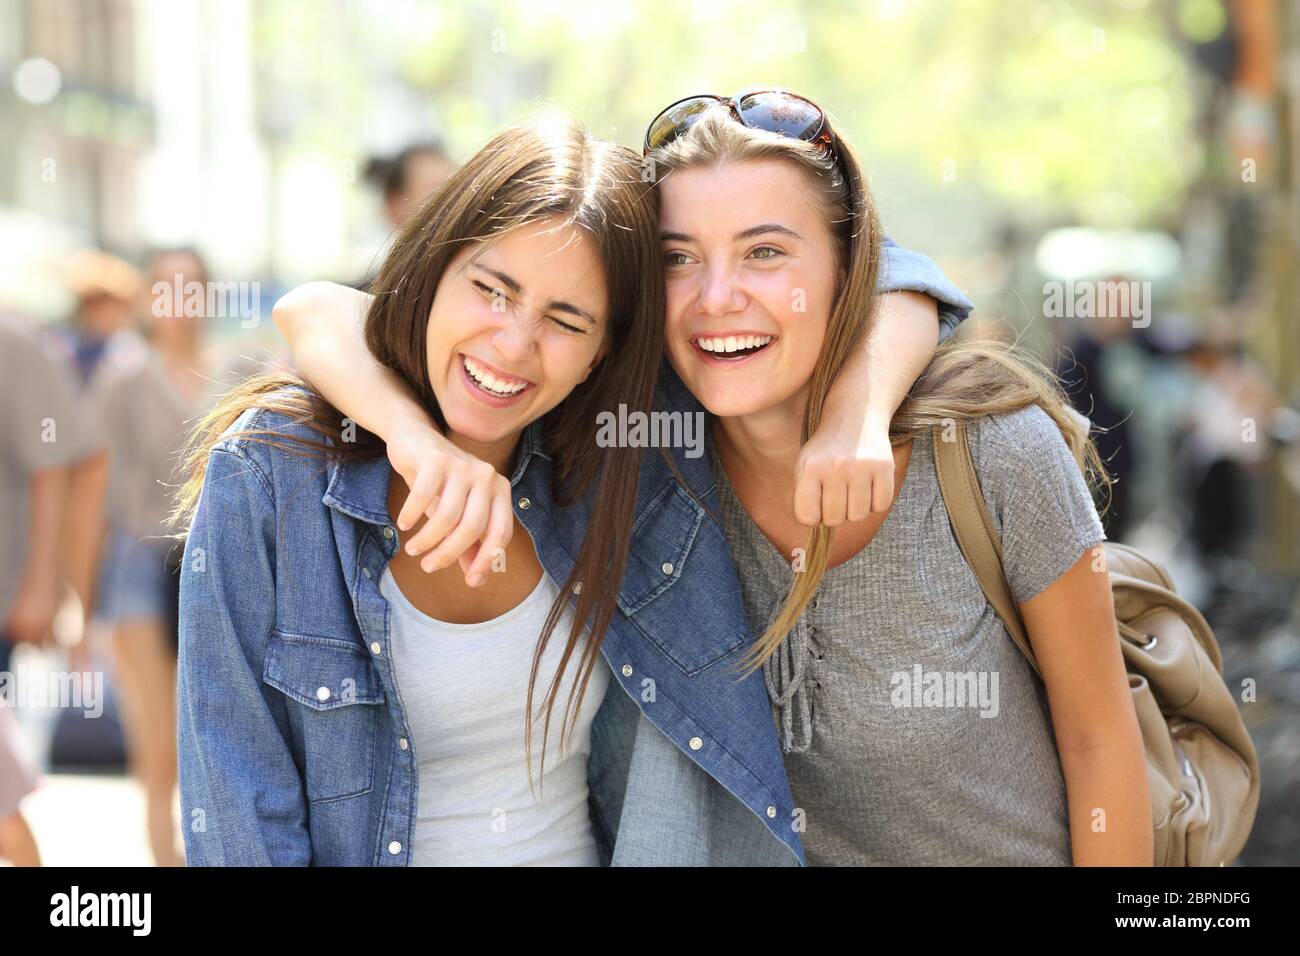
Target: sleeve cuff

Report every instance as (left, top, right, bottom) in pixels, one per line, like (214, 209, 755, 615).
(877, 237, 975, 325)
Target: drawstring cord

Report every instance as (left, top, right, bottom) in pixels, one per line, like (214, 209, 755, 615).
(762, 595, 815, 754)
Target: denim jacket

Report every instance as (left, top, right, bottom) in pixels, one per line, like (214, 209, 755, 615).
(177, 239, 972, 866)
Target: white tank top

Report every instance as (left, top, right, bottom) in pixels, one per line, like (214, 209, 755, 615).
(378, 565, 610, 866)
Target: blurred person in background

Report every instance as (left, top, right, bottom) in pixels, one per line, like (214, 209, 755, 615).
(47, 251, 144, 387)
(85, 246, 262, 867)
(366, 140, 457, 231)
(355, 141, 457, 289)
(1181, 338, 1285, 590)
(1057, 278, 1144, 541)
(0, 310, 108, 866)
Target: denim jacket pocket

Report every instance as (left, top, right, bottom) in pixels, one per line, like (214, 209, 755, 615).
(618, 480, 747, 675)
(262, 629, 386, 802)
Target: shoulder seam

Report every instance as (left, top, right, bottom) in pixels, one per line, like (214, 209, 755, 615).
(209, 444, 276, 509)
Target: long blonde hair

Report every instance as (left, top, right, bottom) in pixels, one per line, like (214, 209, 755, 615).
(647, 104, 1110, 675)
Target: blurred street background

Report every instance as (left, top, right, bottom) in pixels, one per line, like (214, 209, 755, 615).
(1, 0, 1297, 867)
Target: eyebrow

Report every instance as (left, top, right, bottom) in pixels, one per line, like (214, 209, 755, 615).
(660, 223, 804, 243)
(470, 264, 598, 326)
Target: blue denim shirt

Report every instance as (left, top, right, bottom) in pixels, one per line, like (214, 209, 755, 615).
(177, 240, 972, 866)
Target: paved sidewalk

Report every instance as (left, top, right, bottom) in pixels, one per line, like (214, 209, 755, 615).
(5, 773, 179, 867)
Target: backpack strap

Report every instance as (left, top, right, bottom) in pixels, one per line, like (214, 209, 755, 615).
(930, 423, 1043, 681)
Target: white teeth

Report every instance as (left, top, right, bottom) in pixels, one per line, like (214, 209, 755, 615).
(694, 335, 773, 354)
(463, 355, 527, 396)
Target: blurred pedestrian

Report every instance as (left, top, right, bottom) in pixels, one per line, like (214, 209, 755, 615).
(0, 309, 108, 866)
(48, 250, 144, 386)
(85, 246, 258, 867)
(1058, 280, 1143, 540)
(1182, 340, 1283, 569)
(354, 141, 457, 290)
(366, 140, 456, 230)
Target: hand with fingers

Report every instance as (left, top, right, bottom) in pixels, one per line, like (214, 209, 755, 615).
(794, 413, 896, 528)
(386, 414, 514, 588)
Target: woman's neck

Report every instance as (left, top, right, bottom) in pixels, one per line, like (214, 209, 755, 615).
(446, 429, 523, 477)
(712, 386, 809, 488)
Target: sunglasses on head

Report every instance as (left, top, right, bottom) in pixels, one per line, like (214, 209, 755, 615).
(643, 89, 838, 160)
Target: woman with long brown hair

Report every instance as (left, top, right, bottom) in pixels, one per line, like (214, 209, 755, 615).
(173, 111, 667, 864)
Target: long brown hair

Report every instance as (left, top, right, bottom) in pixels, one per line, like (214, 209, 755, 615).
(170, 110, 666, 786)
(647, 104, 1110, 675)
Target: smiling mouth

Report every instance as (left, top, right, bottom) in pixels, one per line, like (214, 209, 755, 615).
(691, 334, 776, 360)
(461, 353, 535, 398)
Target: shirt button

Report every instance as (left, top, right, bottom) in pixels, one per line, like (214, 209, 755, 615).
(518, 497, 531, 510)
(689, 736, 703, 751)
(362, 567, 372, 579)
(383, 526, 395, 539)
(316, 687, 331, 702)
(398, 738, 409, 751)
(661, 561, 674, 575)
(388, 841, 401, 855)
(621, 664, 633, 677)
(369, 641, 381, 655)
(572, 581, 583, 594)
(766, 805, 777, 818)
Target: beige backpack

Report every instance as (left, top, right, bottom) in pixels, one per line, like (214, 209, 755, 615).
(932, 422, 1260, 866)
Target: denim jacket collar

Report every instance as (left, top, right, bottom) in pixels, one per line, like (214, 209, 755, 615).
(319, 419, 551, 528)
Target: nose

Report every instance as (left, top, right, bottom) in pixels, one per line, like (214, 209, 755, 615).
(696, 262, 746, 317)
(491, 306, 539, 363)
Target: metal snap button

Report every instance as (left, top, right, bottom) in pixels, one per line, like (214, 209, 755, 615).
(316, 686, 331, 702)
(398, 738, 409, 751)
(388, 841, 401, 855)
(766, 805, 777, 818)
(362, 567, 372, 579)
(661, 561, 674, 575)
(370, 642, 382, 655)
(383, 526, 395, 539)
(689, 736, 703, 750)
(518, 497, 531, 510)
(621, 664, 633, 677)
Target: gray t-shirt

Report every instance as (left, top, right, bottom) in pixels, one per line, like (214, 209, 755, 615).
(0, 313, 102, 621)
(711, 404, 1107, 866)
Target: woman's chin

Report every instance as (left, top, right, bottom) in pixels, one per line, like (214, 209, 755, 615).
(694, 386, 777, 420)
(442, 406, 522, 446)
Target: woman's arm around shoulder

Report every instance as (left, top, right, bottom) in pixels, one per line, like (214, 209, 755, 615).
(272, 282, 512, 587)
